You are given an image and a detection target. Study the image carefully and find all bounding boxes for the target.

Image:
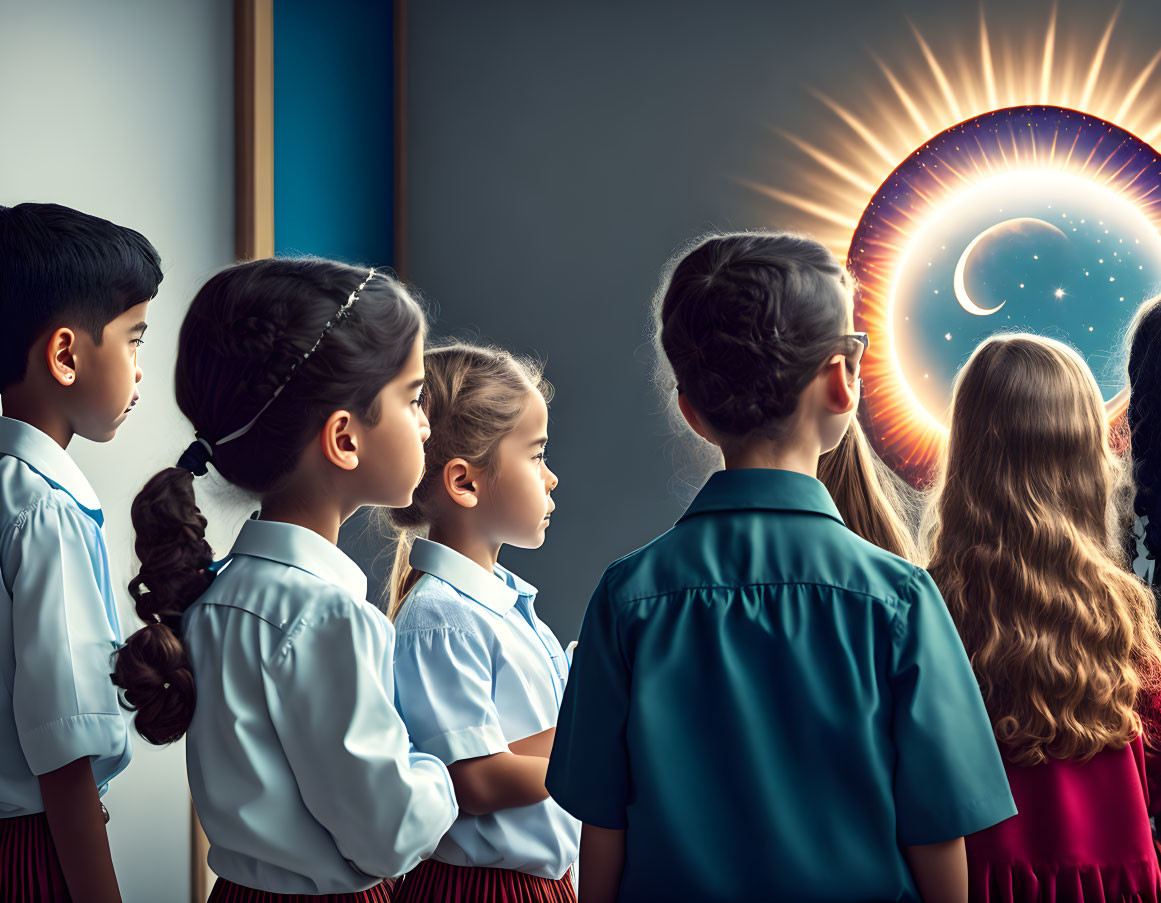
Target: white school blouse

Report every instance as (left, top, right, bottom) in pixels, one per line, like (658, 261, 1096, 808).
(392, 538, 580, 880)
(183, 518, 457, 894)
(0, 417, 132, 817)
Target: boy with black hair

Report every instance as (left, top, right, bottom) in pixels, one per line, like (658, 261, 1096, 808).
(0, 202, 161, 901)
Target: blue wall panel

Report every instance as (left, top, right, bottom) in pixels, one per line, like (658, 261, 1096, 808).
(272, 0, 394, 266)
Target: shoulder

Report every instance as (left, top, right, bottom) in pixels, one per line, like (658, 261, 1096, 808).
(197, 556, 388, 651)
(394, 574, 483, 637)
(598, 515, 923, 612)
(0, 456, 83, 530)
(0, 487, 97, 563)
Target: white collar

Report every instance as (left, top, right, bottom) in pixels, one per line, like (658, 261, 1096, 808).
(409, 538, 537, 616)
(230, 518, 368, 601)
(0, 416, 103, 519)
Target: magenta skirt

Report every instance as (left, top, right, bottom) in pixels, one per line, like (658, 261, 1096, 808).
(0, 812, 71, 901)
(393, 859, 575, 903)
(208, 878, 395, 903)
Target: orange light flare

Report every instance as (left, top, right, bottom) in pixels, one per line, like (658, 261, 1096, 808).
(743, 3, 1161, 484)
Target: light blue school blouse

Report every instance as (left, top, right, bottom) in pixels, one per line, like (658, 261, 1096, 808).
(393, 539, 580, 880)
(183, 518, 458, 895)
(0, 417, 132, 817)
(547, 468, 1017, 902)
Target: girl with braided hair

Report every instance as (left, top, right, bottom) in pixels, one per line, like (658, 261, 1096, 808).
(546, 231, 1016, 902)
(111, 258, 457, 902)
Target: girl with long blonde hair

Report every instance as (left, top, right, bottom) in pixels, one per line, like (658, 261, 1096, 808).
(926, 334, 1161, 902)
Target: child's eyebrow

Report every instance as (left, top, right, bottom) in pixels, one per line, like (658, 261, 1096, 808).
(129, 322, 148, 336)
(529, 436, 548, 448)
(407, 378, 424, 391)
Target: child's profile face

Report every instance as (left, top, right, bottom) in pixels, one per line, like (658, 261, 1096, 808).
(481, 390, 558, 550)
(70, 300, 148, 442)
(357, 333, 431, 508)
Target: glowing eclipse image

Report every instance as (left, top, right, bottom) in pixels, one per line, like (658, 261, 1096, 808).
(751, 9, 1161, 486)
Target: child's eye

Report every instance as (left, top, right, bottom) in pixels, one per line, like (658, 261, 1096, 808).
(131, 338, 146, 347)
(533, 452, 547, 462)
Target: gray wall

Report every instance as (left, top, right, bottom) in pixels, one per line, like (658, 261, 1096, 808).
(0, 1, 235, 899)
(406, 0, 1161, 640)
(402, 0, 954, 639)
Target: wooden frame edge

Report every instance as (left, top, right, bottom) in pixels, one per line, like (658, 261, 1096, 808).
(236, 0, 275, 261)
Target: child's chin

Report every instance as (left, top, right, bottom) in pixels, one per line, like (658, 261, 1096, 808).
(81, 420, 123, 443)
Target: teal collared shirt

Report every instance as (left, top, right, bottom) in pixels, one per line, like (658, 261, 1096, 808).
(393, 539, 580, 879)
(547, 468, 1016, 902)
(183, 519, 458, 894)
(0, 417, 132, 817)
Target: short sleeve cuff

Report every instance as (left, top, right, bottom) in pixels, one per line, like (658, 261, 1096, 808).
(19, 712, 130, 776)
(419, 722, 509, 766)
(545, 768, 627, 830)
(897, 789, 1018, 846)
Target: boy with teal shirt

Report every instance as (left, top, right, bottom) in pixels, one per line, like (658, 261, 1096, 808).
(0, 203, 161, 901)
(547, 232, 1015, 902)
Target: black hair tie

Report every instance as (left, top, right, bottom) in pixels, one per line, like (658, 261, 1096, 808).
(177, 436, 214, 477)
(157, 611, 184, 633)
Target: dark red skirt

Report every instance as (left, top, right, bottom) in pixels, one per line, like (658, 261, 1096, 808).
(208, 877, 395, 903)
(0, 812, 71, 901)
(394, 859, 575, 903)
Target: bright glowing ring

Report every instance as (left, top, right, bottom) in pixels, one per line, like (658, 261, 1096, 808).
(846, 106, 1161, 487)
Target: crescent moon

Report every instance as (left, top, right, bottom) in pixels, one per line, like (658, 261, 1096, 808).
(953, 217, 1069, 316)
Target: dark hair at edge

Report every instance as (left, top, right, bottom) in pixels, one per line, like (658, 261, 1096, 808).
(1128, 294, 1161, 567)
(112, 257, 425, 744)
(654, 230, 854, 440)
(0, 202, 162, 390)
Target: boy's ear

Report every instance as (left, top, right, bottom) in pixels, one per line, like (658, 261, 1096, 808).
(677, 394, 720, 447)
(822, 355, 858, 415)
(45, 327, 78, 386)
(443, 458, 481, 509)
(320, 410, 359, 471)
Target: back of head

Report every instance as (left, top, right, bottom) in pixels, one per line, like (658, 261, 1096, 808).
(386, 343, 550, 616)
(113, 258, 424, 744)
(817, 418, 919, 561)
(0, 202, 162, 391)
(1127, 295, 1161, 563)
(653, 230, 853, 441)
(927, 333, 1161, 764)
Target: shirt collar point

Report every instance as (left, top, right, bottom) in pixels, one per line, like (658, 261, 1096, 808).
(410, 538, 523, 615)
(0, 416, 103, 515)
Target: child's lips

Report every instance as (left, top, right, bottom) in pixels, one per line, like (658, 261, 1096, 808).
(124, 395, 140, 415)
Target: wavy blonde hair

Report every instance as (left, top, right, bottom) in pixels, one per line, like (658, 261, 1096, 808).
(818, 418, 920, 562)
(385, 343, 551, 618)
(925, 334, 1161, 765)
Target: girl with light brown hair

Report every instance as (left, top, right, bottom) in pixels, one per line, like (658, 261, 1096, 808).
(387, 343, 579, 903)
(818, 417, 919, 561)
(926, 333, 1161, 902)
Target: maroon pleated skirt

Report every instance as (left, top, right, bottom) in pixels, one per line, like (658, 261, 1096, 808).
(208, 878, 395, 903)
(0, 812, 71, 901)
(393, 859, 575, 903)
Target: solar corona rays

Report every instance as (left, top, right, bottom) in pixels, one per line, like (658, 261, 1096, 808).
(750, 8, 1161, 486)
